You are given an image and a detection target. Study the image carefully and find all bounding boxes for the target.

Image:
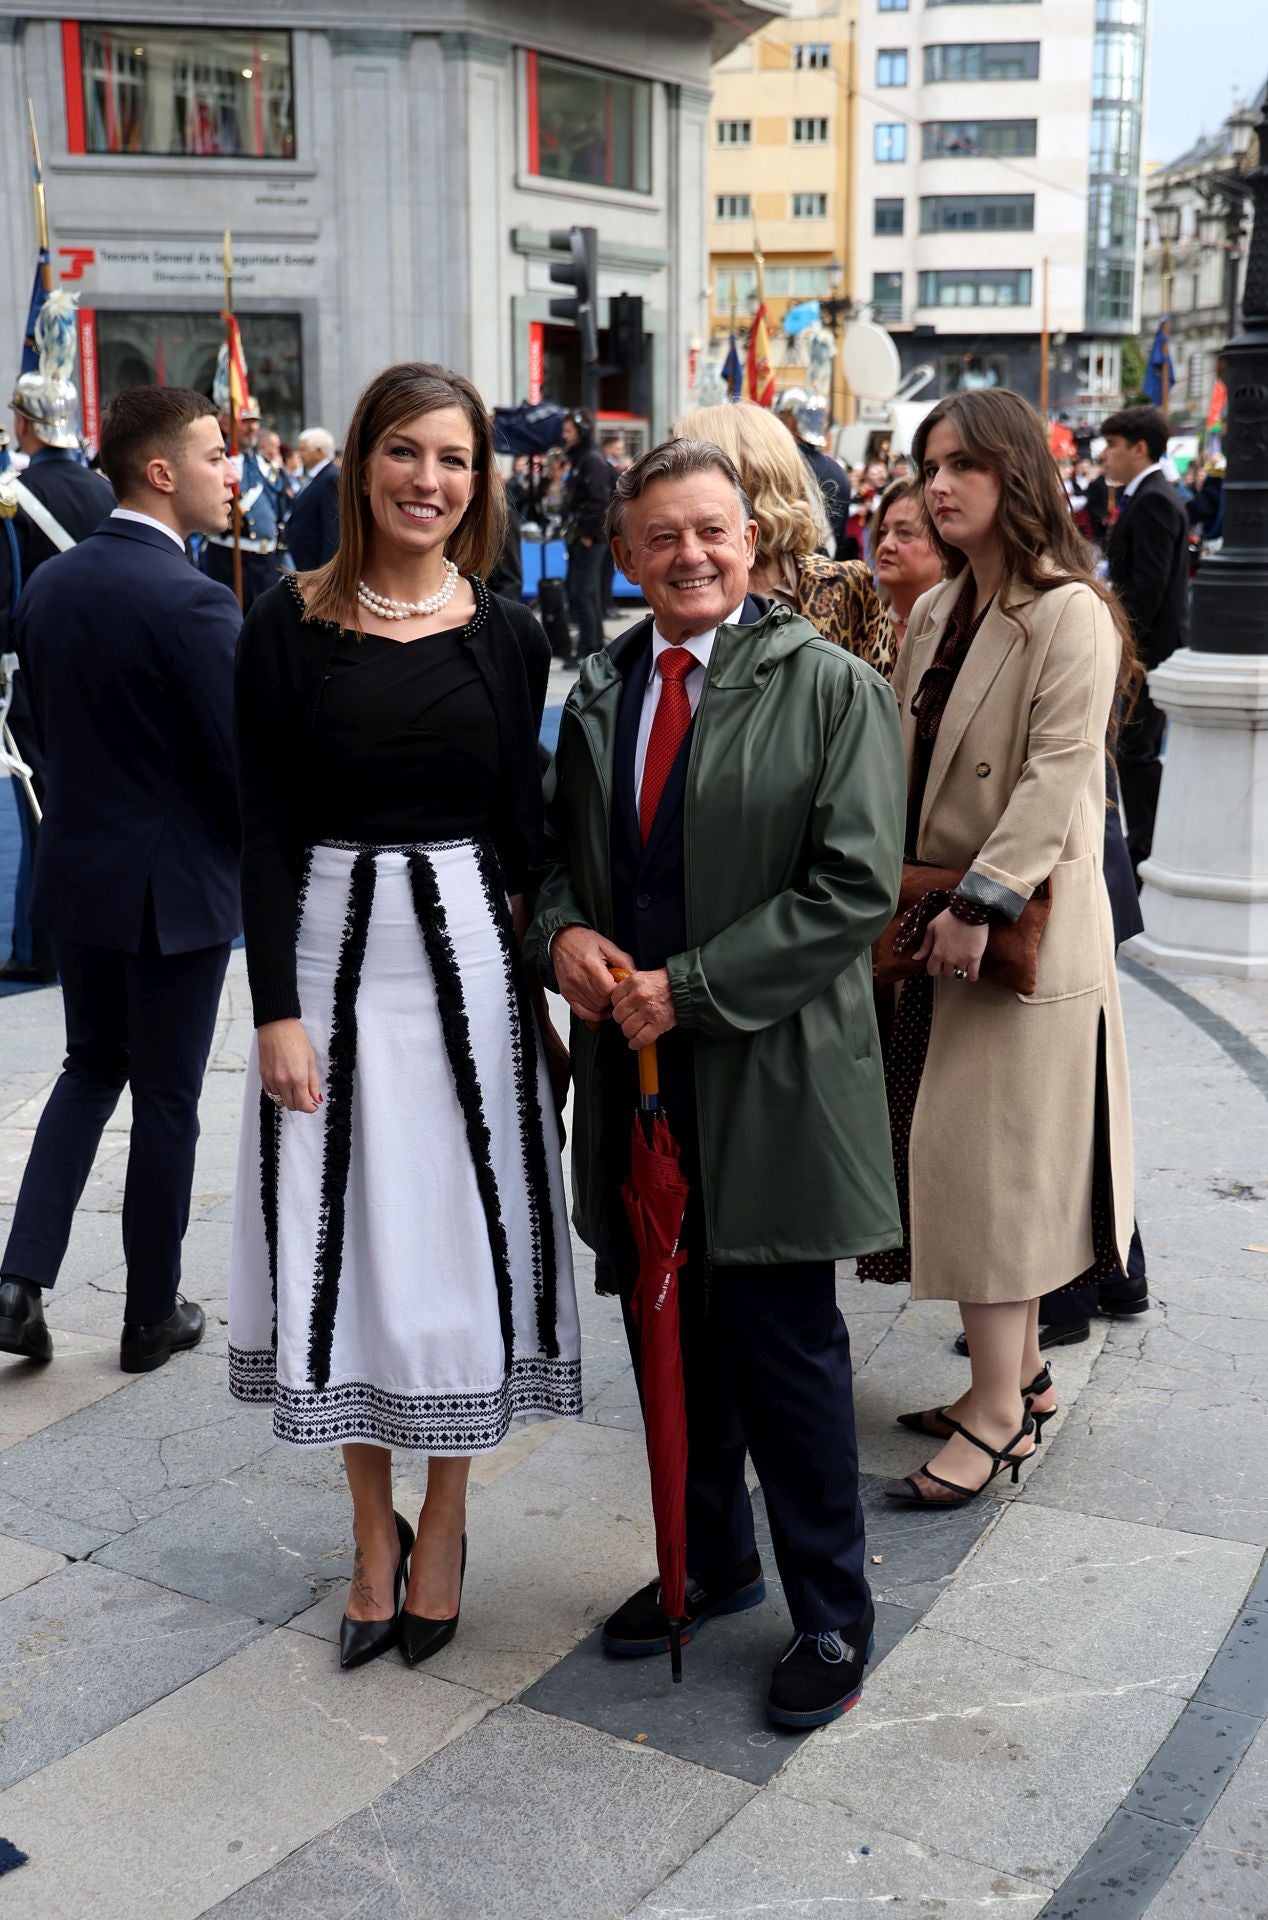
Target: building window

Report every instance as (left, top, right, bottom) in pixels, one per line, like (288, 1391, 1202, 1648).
(1088, 180, 1137, 249)
(94, 310, 302, 437)
(716, 119, 752, 145)
(875, 123, 908, 163)
(1092, 28, 1143, 103)
(527, 51, 651, 193)
(943, 352, 1009, 390)
(923, 42, 1040, 83)
(714, 266, 757, 307)
(72, 24, 294, 157)
(794, 43, 832, 69)
(1095, 0, 1144, 22)
(715, 194, 752, 220)
(1086, 259, 1135, 323)
(919, 267, 1033, 307)
(878, 0, 910, 11)
(792, 192, 829, 219)
(877, 49, 909, 86)
(792, 116, 830, 144)
(923, 119, 1037, 157)
(1089, 106, 1139, 173)
(920, 193, 1034, 231)
(929, 0, 1038, 6)
(872, 272, 903, 321)
(874, 197, 905, 234)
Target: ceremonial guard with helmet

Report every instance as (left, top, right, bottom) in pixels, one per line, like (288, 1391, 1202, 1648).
(0, 292, 114, 981)
(200, 394, 288, 609)
(775, 387, 854, 559)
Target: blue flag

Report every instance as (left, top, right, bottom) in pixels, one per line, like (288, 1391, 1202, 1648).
(1143, 318, 1174, 407)
(21, 257, 50, 376)
(721, 332, 743, 401)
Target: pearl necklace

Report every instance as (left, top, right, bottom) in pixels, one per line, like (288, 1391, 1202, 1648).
(357, 558, 459, 621)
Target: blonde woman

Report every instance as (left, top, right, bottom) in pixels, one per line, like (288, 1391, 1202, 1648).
(673, 402, 894, 676)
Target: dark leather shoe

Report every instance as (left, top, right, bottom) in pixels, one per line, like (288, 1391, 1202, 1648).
(0, 1278, 53, 1363)
(768, 1602, 876, 1729)
(400, 1533, 467, 1666)
(119, 1296, 205, 1373)
(601, 1551, 765, 1658)
(954, 1320, 1090, 1360)
(340, 1513, 414, 1671)
(1098, 1273, 1149, 1316)
(0, 960, 57, 985)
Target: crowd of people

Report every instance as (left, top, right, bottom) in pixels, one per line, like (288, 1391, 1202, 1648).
(1, 352, 1197, 1731)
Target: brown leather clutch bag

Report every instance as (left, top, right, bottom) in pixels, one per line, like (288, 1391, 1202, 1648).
(873, 862, 1052, 995)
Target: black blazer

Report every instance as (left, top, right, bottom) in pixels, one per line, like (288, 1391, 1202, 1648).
(1, 449, 115, 644)
(18, 516, 242, 955)
(283, 462, 340, 571)
(235, 575, 551, 1026)
(1107, 469, 1190, 671)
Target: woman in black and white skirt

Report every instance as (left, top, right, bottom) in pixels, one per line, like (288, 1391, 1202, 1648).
(229, 363, 580, 1671)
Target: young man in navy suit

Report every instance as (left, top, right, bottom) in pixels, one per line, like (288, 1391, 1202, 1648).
(0, 387, 242, 1372)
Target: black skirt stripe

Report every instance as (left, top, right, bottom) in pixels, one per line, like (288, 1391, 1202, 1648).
(407, 849, 517, 1373)
(307, 849, 376, 1391)
(259, 1090, 282, 1352)
(474, 838, 560, 1359)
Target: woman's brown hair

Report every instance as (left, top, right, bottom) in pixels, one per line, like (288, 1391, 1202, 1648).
(911, 388, 1143, 724)
(300, 362, 506, 626)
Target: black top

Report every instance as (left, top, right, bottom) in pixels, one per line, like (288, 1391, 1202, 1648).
(1106, 468, 1189, 670)
(235, 572, 551, 1027)
(310, 623, 499, 843)
(564, 440, 616, 542)
(906, 572, 993, 857)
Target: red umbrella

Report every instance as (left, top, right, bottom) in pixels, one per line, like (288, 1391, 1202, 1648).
(613, 973, 691, 1681)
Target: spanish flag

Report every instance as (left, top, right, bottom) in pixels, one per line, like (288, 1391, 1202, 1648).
(224, 314, 250, 421)
(746, 304, 775, 408)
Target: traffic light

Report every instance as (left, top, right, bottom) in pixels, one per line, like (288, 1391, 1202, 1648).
(548, 226, 599, 365)
(608, 293, 644, 372)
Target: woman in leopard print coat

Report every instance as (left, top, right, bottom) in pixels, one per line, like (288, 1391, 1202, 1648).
(673, 402, 896, 678)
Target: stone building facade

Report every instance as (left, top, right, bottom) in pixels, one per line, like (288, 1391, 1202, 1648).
(0, 0, 780, 446)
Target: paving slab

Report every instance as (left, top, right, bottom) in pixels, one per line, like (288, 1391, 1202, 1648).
(922, 1502, 1262, 1691)
(291, 1418, 657, 1704)
(0, 1328, 131, 1446)
(1195, 1555, 1268, 1720)
(94, 1439, 377, 1626)
(775, 1625, 1186, 1889)
(520, 1478, 993, 1785)
(0, 1625, 488, 1920)
(629, 1787, 1051, 1920)
(0, 1351, 271, 1557)
(1143, 1717, 1268, 1919)
(210, 1704, 751, 1920)
(1126, 1699, 1260, 1829)
(0, 1560, 265, 1787)
(199, 1802, 414, 1919)
(1039, 1808, 1193, 1920)
(0, 1532, 65, 1600)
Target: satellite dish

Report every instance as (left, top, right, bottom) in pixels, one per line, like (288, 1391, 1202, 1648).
(841, 323, 902, 403)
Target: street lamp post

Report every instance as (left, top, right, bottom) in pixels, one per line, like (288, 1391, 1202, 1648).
(1153, 200, 1181, 413)
(1136, 106, 1268, 975)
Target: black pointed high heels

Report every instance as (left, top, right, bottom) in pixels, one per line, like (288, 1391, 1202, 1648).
(400, 1532, 467, 1667)
(339, 1511, 415, 1671)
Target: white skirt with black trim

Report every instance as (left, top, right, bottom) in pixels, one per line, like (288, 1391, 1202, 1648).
(227, 837, 582, 1452)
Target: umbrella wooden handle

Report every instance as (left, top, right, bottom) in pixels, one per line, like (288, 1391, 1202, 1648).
(608, 966, 660, 1105)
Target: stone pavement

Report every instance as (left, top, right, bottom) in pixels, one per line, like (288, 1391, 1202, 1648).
(0, 952, 1266, 1920)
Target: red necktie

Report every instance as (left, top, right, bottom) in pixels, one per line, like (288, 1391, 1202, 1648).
(640, 647, 696, 844)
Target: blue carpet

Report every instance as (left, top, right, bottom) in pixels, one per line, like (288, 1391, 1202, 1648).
(540, 704, 563, 754)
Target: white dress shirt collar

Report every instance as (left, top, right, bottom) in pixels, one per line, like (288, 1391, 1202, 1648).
(649, 603, 749, 675)
(1121, 461, 1162, 501)
(110, 507, 187, 552)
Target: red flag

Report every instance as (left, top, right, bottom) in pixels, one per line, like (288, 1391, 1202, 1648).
(1207, 378, 1227, 430)
(746, 304, 775, 408)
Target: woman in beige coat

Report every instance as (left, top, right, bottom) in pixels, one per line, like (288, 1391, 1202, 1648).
(858, 388, 1138, 1508)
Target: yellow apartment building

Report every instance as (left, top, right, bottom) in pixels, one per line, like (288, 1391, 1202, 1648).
(707, 0, 857, 396)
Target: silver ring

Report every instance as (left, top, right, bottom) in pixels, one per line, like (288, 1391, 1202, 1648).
(267, 1091, 284, 1107)
(952, 967, 969, 980)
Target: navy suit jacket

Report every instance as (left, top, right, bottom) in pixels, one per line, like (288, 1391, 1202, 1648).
(284, 462, 340, 571)
(18, 516, 243, 954)
(1106, 469, 1189, 670)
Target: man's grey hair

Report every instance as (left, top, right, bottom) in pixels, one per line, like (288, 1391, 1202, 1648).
(604, 437, 755, 546)
(298, 426, 335, 457)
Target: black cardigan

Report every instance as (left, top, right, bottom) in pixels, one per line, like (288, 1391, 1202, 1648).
(235, 574, 551, 1028)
